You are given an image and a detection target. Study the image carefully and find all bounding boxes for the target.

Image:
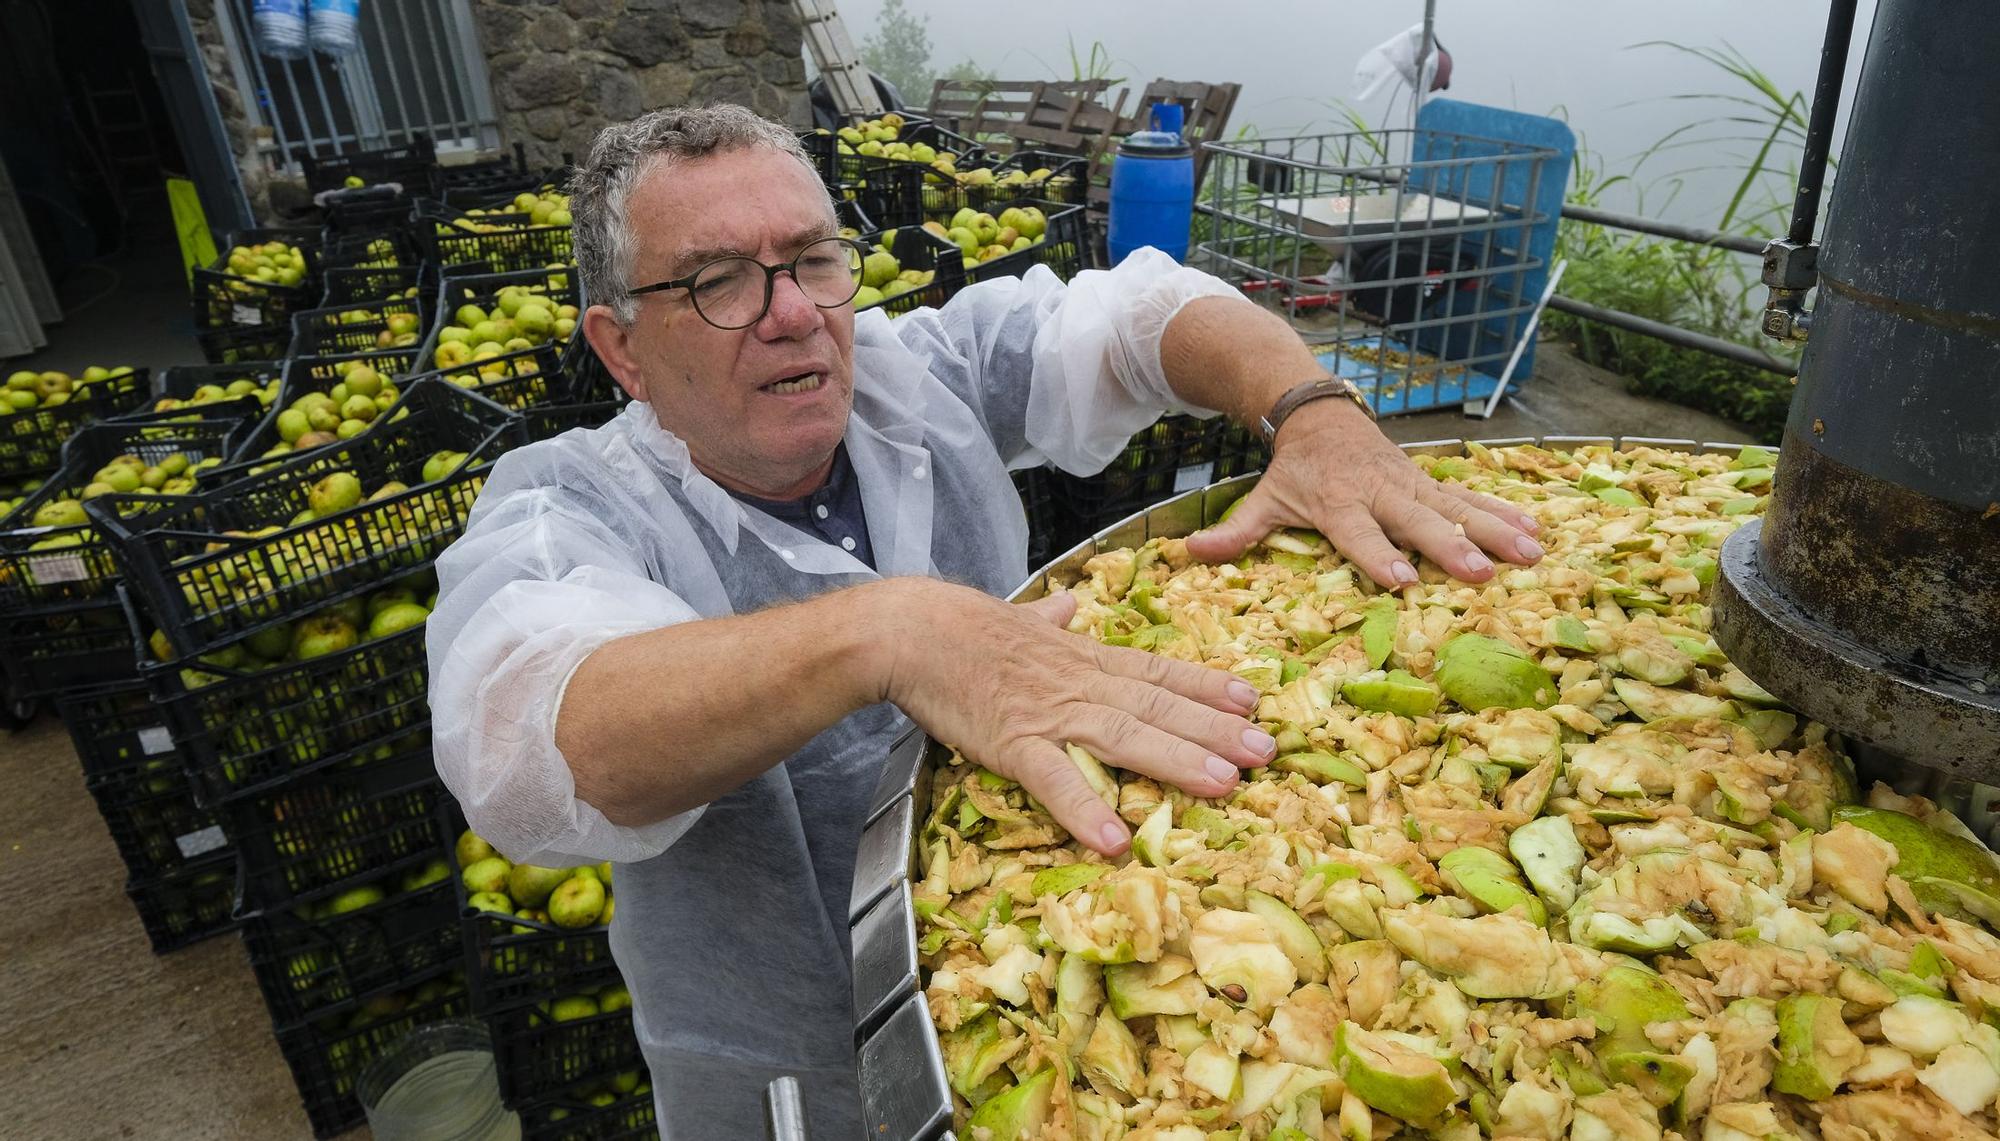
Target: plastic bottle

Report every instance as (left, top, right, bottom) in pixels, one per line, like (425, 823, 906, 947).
(310, 0, 363, 58)
(1108, 102, 1197, 265)
(253, 0, 310, 59)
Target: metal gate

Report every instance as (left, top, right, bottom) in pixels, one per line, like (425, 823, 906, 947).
(215, 0, 501, 170)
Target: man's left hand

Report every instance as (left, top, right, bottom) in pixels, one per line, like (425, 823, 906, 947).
(1184, 399, 1544, 587)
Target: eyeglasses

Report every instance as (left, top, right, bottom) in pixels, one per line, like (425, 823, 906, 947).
(627, 237, 867, 330)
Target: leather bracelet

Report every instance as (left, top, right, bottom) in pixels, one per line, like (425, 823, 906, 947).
(1254, 375, 1375, 444)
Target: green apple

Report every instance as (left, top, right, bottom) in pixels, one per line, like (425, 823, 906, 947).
(468, 890, 513, 915)
(548, 874, 607, 928)
(455, 829, 497, 868)
(507, 864, 570, 909)
(291, 614, 358, 659)
(308, 472, 363, 515)
(461, 855, 513, 896)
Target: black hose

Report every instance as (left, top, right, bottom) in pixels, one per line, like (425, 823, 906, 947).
(1790, 0, 1861, 246)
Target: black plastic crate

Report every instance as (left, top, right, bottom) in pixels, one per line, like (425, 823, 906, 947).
(197, 321, 293, 366)
(150, 363, 286, 414)
(288, 296, 427, 359)
(1049, 414, 1232, 528)
(322, 262, 424, 309)
(274, 977, 470, 1138)
(964, 201, 1089, 286)
(92, 380, 522, 661)
(0, 400, 263, 614)
(1012, 467, 1058, 568)
(320, 227, 421, 273)
(958, 150, 1090, 214)
(319, 188, 420, 239)
(220, 348, 423, 476)
(1216, 421, 1272, 480)
(520, 1089, 657, 1141)
(58, 680, 229, 879)
(404, 343, 577, 417)
(228, 742, 444, 905)
(0, 597, 139, 695)
(854, 224, 970, 318)
(833, 119, 979, 188)
(417, 265, 580, 375)
(846, 125, 985, 230)
(132, 615, 433, 804)
(300, 135, 439, 196)
(242, 875, 460, 1026)
(416, 201, 574, 275)
(126, 850, 239, 953)
(493, 1003, 643, 1108)
(525, 402, 624, 443)
(193, 227, 322, 330)
(442, 801, 619, 1015)
(0, 367, 152, 481)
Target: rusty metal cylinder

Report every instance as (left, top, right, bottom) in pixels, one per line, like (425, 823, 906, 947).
(1714, 0, 2000, 771)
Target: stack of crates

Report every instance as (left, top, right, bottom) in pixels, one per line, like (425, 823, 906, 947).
(85, 379, 528, 1136)
(3, 392, 265, 947)
(442, 802, 654, 1140)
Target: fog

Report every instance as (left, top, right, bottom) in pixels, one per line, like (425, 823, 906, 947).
(839, 0, 1878, 230)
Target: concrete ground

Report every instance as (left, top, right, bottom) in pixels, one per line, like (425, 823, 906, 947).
(0, 211, 1751, 1139)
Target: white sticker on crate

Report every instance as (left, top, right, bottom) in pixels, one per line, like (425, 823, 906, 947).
(138, 726, 175, 755)
(175, 825, 228, 859)
(1173, 462, 1215, 493)
(26, 550, 89, 584)
(232, 304, 262, 326)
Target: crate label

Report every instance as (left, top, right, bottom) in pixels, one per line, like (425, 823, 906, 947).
(232, 303, 262, 326)
(138, 726, 175, 755)
(26, 550, 89, 583)
(1173, 462, 1215, 493)
(175, 825, 228, 859)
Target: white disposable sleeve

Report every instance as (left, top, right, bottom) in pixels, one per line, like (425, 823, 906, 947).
(1023, 246, 1249, 476)
(886, 247, 1249, 477)
(429, 484, 707, 867)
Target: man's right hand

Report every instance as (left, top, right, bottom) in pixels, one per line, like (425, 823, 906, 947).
(870, 578, 1275, 856)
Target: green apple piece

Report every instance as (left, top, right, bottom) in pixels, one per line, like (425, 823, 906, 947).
(1811, 821, 1898, 913)
(1434, 633, 1555, 711)
(1064, 743, 1119, 807)
(1245, 889, 1327, 984)
(1603, 1052, 1695, 1108)
(1438, 847, 1545, 925)
(1546, 614, 1595, 653)
(1030, 862, 1110, 899)
(1359, 597, 1397, 669)
(1341, 669, 1441, 717)
(1191, 907, 1297, 1013)
(1183, 1039, 1243, 1103)
(1772, 992, 1864, 1098)
(964, 1068, 1056, 1141)
(1509, 815, 1586, 912)
(1271, 750, 1367, 787)
(1269, 983, 1342, 1067)
(1570, 965, 1692, 1058)
(1131, 800, 1173, 867)
(1480, 708, 1565, 771)
(1104, 957, 1206, 1019)
(1329, 941, 1401, 1029)
(1738, 708, 1799, 751)
(1611, 677, 1735, 721)
(1078, 1008, 1144, 1099)
(1317, 876, 1386, 939)
(1334, 1021, 1456, 1125)
(1918, 1041, 2000, 1117)
(1878, 994, 1975, 1058)
(1834, 805, 2000, 926)
(1380, 909, 1573, 1000)
(1053, 952, 1103, 1044)
(1181, 805, 1242, 848)
(940, 1012, 1010, 1101)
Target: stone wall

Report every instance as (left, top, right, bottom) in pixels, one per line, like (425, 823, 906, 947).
(471, 0, 810, 170)
(183, 0, 289, 224)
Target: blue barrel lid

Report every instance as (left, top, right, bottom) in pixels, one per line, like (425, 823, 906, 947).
(1120, 101, 1193, 156)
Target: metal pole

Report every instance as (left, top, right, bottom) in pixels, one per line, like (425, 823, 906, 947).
(1478, 258, 1566, 418)
(1546, 293, 1798, 375)
(1559, 203, 1765, 256)
(1790, 0, 1860, 246)
(765, 1076, 808, 1141)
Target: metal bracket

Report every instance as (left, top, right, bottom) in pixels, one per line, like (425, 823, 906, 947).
(1760, 237, 1820, 343)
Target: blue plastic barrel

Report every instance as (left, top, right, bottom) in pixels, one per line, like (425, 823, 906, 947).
(1108, 103, 1196, 264)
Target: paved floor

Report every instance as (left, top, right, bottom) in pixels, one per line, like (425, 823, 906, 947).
(0, 213, 1754, 1139)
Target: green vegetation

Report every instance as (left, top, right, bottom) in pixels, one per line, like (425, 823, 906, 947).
(1545, 42, 1810, 440)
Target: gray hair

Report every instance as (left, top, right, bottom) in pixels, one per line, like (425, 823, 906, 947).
(569, 104, 826, 324)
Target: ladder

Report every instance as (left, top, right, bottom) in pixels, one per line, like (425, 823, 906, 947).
(792, 0, 884, 120)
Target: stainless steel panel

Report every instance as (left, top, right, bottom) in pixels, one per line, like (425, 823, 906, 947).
(849, 795, 913, 923)
(859, 994, 952, 1141)
(866, 726, 928, 827)
(851, 882, 919, 1041)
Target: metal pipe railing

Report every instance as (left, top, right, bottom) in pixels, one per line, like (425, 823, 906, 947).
(1547, 293, 1797, 375)
(1559, 203, 1765, 256)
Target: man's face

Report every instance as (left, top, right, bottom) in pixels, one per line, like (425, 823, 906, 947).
(585, 146, 855, 499)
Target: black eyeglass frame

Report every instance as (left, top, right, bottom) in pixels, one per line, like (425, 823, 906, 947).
(625, 236, 869, 330)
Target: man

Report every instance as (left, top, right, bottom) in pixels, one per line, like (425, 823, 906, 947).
(428, 104, 1542, 1138)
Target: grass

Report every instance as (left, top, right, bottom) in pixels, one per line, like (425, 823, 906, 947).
(1541, 40, 1810, 441)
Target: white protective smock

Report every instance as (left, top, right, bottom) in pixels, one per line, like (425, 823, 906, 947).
(427, 249, 1242, 1139)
